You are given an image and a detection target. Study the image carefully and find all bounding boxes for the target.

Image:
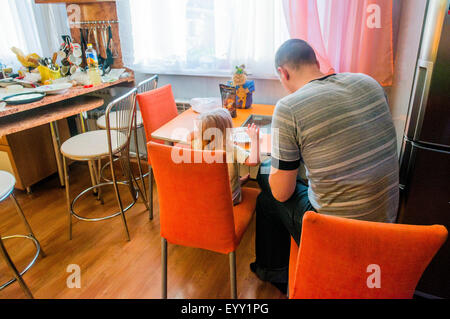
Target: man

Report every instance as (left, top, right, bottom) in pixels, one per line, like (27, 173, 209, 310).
(251, 39, 399, 293)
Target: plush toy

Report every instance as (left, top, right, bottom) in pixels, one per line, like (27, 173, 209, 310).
(233, 64, 247, 86)
(228, 64, 255, 109)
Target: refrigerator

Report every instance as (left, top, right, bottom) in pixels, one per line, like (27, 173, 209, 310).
(398, 0, 450, 298)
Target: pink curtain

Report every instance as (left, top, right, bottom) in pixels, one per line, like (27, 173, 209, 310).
(282, 0, 335, 74)
(282, 0, 394, 86)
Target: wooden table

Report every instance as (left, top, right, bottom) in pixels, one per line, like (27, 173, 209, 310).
(0, 76, 134, 189)
(151, 104, 275, 154)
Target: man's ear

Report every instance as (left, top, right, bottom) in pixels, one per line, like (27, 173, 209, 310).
(278, 67, 290, 81)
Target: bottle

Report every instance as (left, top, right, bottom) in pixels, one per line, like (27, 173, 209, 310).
(85, 43, 101, 85)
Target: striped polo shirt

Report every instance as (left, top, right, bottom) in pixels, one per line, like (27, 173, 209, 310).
(272, 73, 399, 222)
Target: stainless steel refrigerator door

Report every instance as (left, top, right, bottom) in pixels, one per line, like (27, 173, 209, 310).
(404, 1, 449, 148)
(398, 141, 450, 298)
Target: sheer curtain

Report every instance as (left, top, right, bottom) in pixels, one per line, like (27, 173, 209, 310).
(0, 0, 69, 70)
(117, 0, 289, 78)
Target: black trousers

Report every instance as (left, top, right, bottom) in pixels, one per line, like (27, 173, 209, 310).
(254, 161, 315, 284)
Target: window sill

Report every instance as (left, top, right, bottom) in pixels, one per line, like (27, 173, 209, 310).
(132, 68, 280, 81)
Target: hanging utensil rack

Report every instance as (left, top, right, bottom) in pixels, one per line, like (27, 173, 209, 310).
(69, 20, 119, 26)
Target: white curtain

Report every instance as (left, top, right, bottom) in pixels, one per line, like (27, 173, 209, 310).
(0, 0, 69, 70)
(117, 0, 289, 78)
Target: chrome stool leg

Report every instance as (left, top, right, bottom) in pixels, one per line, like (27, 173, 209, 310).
(109, 155, 131, 242)
(0, 191, 43, 298)
(0, 237, 33, 299)
(10, 194, 45, 258)
(134, 122, 148, 205)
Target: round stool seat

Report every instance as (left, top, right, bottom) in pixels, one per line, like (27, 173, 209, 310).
(61, 130, 127, 160)
(96, 111, 143, 130)
(0, 171, 15, 202)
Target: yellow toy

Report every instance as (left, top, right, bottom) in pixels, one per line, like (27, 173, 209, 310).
(236, 86, 250, 109)
(11, 47, 41, 69)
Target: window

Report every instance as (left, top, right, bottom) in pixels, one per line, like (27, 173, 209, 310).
(117, 0, 289, 78)
(0, 0, 68, 70)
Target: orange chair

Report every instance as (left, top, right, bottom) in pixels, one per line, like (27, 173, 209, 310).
(288, 212, 448, 299)
(136, 84, 180, 220)
(148, 142, 260, 298)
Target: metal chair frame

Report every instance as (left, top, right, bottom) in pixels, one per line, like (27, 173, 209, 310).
(96, 75, 158, 220)
(0, 191, 45, 299)
(63, 88, 149, 241)
(98, 75, 159, 221)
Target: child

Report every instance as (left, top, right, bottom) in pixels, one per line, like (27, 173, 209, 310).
(188, 108, 260, 205)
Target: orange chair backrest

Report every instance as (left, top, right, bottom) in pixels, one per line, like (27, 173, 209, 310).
(137, 84, 179, 143)
(290, 212, 448, 299)
(148, 142, 238, 254)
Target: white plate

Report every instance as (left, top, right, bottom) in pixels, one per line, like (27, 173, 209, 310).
(190, 97, 221, 114)
(35, 82, 73, 95)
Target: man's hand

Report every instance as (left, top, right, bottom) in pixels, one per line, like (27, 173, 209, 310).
(269, 166, 298, 202)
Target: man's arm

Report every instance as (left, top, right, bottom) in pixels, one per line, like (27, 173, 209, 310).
(269, 166, 298, 202)
(269, 101, 301, 202)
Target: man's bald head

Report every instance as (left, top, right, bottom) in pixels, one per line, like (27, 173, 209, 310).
(275, 39, 318, 71)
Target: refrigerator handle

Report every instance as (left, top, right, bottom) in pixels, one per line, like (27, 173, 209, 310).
(405, 59, 434, 140)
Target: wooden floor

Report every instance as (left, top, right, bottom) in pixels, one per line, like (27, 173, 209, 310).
(0, 162, 285, 299)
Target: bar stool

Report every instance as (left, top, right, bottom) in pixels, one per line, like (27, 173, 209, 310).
(60, 88, 149, 241)
(0, 171, 44, 299)
(96, 75, 158, 219)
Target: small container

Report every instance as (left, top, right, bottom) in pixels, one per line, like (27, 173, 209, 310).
(86, 44, 101, 85)
(38, 65, 61, 83)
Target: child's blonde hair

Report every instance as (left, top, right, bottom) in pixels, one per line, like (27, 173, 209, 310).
(195, 108, 234, 151)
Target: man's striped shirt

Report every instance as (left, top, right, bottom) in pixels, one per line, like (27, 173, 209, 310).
(272, 73, 399, 222)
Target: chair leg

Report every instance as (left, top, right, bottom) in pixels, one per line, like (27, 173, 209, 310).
(87, 161, 98, 196)
(63, 156, 72, 240)
(10, 194, 45, 258)
(90, 160, 104, 205)
(149, 165, 154, 221)
(135, 125, 148, 205)
(97, 158, 104, 204)
(110, 160, 131, 241)
(0, 237, 33, 299)
(161, 237, 167, 299)
(229, 251, 237, 299)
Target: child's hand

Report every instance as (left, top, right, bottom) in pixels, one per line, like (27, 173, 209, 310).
(245, 124, 260, 167)
(246, 124, 260, 142)
(187, 131, 195, 142)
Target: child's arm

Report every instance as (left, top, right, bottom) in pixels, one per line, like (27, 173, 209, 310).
(245, 124, 260, 166)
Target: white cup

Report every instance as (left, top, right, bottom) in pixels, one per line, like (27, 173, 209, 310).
(72, 44, 82, 58)
(70, 65, 78, 75)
